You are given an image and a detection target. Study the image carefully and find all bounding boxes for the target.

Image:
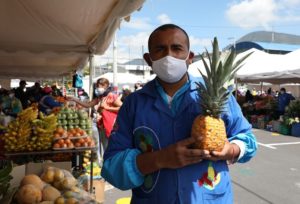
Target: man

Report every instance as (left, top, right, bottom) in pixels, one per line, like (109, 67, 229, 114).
(15, 80, 29, 109)
(27, 82, 43, 103)
(277, 87, 295, 116)
(101, 24, 257, 203)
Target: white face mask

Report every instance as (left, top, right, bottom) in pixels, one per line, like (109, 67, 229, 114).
(9, 93, 14, 98)
(151, 54, 189, 83)
(97, 87, 105, 95)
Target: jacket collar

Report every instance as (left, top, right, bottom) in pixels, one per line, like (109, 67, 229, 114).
(139, 73, 201, 97)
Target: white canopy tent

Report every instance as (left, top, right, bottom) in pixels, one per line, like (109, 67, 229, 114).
(0, 0, 145, 80)
(188, 48, 300, 84)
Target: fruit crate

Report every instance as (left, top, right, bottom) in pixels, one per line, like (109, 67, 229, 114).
(291, 123, 300, 137)
(279, 124, 291, 135)
(257, 116, 266, 129)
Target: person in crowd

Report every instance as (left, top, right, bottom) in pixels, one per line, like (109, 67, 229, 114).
(77, 88, 89, 100)
(267, 88, 272, 96)
(251, 88, 257, 96)
(120, 85, 132, 102)
(68, 78, 122, 150)
(15, 80, 29, 109)
(134, 81, 143, 91)
(51, 84, 63, 97)
(27, 82, 43, 104)
(245, 89, 254, 103)
(38, 86, 63, 114)
(1, 89, 23, 117)
(277, 87, 295, 116)
(100, 24, 257, 203)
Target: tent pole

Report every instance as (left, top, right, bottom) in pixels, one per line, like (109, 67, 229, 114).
(62, 76, 65, 96)
(260, 82, 263, 94)
(113, 33, 118, 90)
(89, 53, 95, 101)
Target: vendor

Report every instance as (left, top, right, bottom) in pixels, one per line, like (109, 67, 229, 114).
(277, 87, 295, 116)
(38, 86, 63, 114)
(1, 89, 23, 117)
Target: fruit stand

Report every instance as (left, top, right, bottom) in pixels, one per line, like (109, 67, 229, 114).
(4, 147, 97, 194)
(0, 103, 103, 203)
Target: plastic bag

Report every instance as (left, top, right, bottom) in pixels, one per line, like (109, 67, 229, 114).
(72, 73, 83, 88)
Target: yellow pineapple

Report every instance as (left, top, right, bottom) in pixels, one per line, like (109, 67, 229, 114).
(191, 37, 252, 151)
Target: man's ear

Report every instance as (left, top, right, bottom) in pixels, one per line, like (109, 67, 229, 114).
(143, 53, 152, 66)
(187, 51, 195, 64)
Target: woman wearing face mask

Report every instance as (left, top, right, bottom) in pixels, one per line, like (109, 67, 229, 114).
(68, 77, 122, 151)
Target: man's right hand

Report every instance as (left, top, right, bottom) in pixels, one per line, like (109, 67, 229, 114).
(136, 137, 210, 175)
(157, 137, 210, 169)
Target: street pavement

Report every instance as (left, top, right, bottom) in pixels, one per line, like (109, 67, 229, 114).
(102, 129, 300, 204)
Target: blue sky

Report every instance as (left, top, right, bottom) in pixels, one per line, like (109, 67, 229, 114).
(96, 0, 300, 64)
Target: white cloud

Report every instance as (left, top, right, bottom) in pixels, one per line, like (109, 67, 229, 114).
(226, 0, 278, 29)
(226, 0, 300, 29)
(95, 31, 150, 65)
(281, 0, 300, 6)
(121, 17, 152, 30)
(157, 14, 172, 24)
(119, 32, 149, 54)
(189, 36, 212, 53)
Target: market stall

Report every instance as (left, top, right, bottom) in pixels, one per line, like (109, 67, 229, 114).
(0, 1, 147, 203)
(189, 48, 300, 137)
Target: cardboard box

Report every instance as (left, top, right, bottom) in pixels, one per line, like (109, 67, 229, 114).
(10, 164, 26, 188)
(94, 179, 105, 204)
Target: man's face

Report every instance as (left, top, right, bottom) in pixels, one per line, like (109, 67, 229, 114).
(149, 28, 190, 61)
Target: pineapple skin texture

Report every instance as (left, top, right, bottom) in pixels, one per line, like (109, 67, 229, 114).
(191, 115, 227, 151)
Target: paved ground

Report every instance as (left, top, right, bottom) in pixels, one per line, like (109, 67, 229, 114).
(101, 129, 300, 204)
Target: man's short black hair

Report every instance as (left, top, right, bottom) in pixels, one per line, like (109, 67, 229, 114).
(19, 80, 27, 86)
(148, 24, 190, 51)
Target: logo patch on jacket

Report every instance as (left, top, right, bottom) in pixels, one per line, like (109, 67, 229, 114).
(133, 126, 160, 193)
(198, 161, 221, 190)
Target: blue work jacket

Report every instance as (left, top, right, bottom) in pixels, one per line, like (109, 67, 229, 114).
(102, 75, 257, 204)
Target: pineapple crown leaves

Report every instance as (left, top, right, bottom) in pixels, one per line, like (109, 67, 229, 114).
(196, 37, 252, 117)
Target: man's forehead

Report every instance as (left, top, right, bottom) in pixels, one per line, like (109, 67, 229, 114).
(151, 30, 187, 46)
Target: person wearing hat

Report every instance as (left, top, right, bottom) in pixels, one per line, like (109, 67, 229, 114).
(15, 80, 29, 109)
(38, 86, 63, 114)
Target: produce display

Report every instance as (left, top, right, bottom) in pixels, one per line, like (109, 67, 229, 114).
(82, 151, 101, 178)
(57, 107, 92, 136)
(191, 37, 251, 151)
(0, 105, 95, 152)
(2, 107, 57, 152)
(0, 103, 100, 204)
(52, 127, 95, 150)
(14, 166, 99, 204)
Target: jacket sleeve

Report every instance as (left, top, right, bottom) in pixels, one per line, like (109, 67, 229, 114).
(101, 96, 145, 190)
(45, 96, 62, 108)
(222, 95, 258, 163)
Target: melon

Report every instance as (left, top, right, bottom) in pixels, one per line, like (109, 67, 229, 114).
(54, 168, 65, 182)
(42, 185, 61, 201)
(16, 184, 42, 204)
(20, 174, 45, 190)
(41, 168, 55, 183)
